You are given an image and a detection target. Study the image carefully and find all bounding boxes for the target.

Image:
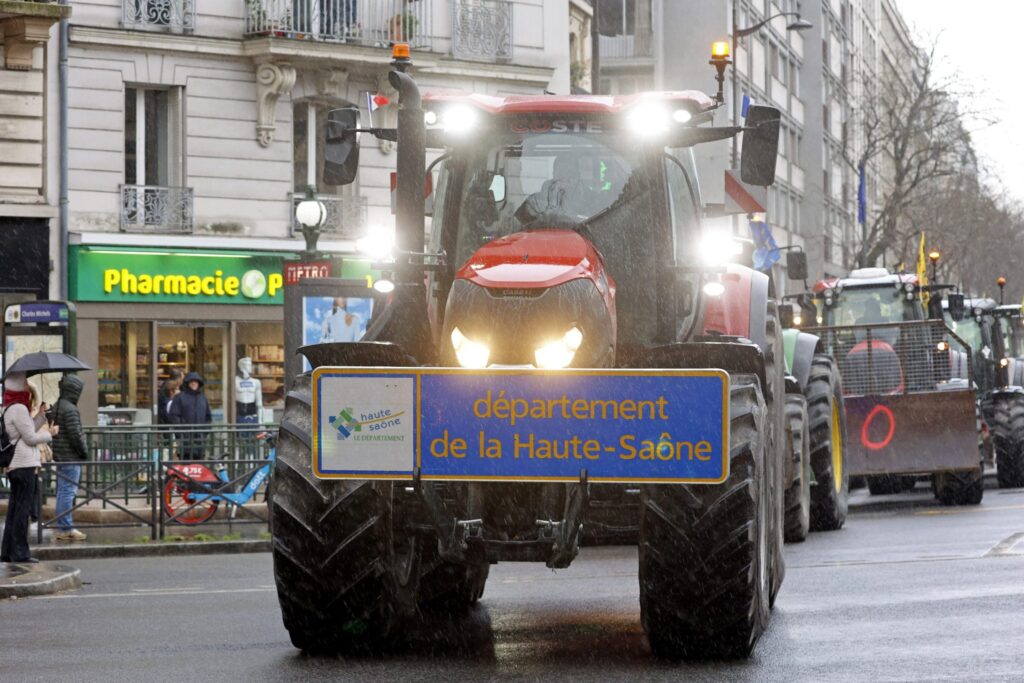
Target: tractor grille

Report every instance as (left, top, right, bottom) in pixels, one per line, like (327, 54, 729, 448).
(803, 320, 974, 397)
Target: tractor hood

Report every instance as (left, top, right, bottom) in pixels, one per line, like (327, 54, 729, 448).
(455, 230, 608, 292)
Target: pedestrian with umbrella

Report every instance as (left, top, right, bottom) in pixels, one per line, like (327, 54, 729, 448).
(1, 372, 58, 563)
(2, 352, 92, 545)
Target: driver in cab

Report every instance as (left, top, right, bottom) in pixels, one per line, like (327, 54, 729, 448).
(515, 153, 610, 227)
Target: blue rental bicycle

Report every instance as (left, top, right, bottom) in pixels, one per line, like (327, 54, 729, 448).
(162, 431, 276, 525)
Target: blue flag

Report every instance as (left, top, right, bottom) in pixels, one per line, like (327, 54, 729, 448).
(857, 161, 866, 226)
(749, 218, 780, 271)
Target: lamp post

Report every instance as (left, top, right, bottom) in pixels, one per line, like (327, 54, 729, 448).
(729, 9, 813, 168)
(294, 185, 327, 259)
(928, 250, 940, 283)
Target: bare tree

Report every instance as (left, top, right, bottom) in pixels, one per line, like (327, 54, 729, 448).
(853, 45, 985, 268)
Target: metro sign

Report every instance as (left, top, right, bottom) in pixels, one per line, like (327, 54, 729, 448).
(284, 260, 331, 286)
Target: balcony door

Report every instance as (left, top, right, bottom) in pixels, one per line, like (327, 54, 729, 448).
(123, 86, 187, 230)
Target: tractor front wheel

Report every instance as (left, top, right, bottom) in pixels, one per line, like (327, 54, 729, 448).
(783, 394, 810, 543)
(806, 355, 849, 531)
(639, 374, 770, 660)
(990, 393, 1024, 488)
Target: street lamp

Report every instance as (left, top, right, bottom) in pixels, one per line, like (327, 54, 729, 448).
(729, 10, 813, 167)
(295, 185, 327, 258)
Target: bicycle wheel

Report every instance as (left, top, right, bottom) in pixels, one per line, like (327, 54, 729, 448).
(162, 477, 219, 525)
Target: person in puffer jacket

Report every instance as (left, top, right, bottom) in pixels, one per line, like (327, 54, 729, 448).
(49, 374, 89, 542)
(168, 372, 212, 460)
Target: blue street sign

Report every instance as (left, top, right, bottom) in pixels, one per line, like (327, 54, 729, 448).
(312, 368, 729, 484)
(4, 302, 70, 325)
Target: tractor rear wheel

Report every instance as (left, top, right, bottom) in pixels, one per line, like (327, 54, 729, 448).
(764, 306, 786, 607)
(990, 393, 1024, 488)
(783, 394, 810, 543)
(807, 355, 849, 531)
(639, 374, 770, 660)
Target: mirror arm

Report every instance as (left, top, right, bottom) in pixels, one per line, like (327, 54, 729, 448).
(347, 127, 398, 141)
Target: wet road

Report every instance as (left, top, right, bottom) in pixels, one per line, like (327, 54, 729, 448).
(4, 485, 1024, 681)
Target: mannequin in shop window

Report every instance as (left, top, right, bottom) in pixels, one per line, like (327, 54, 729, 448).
(235, 357, 262, 425)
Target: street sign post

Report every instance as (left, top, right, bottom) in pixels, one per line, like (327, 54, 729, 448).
(312, 367, 730, 484)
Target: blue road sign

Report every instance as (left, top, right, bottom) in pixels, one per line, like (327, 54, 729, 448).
(312, 368, 729, 485)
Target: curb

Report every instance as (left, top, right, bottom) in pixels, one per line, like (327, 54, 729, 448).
(0, 564, 82, 599)
(32, 539, 271, 561)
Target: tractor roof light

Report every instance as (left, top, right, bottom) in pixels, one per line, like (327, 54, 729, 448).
(373, 278, 395, 294)
(711, 41, 731, 60)
(451, 327, 490, 369)
(672, 108, 693, 124)
(627, 102, 671, 136)
(442, 104, 479, 134)
(928, 250, 941, 264)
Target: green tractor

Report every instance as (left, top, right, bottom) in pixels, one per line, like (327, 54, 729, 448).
(943, 288, 1024, 490)
(789, 267, 982, 505)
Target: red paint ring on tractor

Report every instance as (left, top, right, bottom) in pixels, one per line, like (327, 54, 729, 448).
(861, 404, 896, 451)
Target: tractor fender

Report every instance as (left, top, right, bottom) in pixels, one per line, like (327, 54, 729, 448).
(625, 340, 766, 396)
(702, 264, 771, 352)
(991, 386, 1024, 398)
(782, 328, 819, 391)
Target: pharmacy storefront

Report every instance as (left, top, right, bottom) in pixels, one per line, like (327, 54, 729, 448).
(69, 243, 289, 426)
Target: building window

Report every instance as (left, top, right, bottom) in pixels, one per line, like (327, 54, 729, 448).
(124, 87, 183, 187)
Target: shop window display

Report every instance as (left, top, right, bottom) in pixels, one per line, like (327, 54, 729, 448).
(97, 321, 152, 422)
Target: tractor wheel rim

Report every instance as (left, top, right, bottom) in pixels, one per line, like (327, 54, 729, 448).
(832, 401, 844, 493)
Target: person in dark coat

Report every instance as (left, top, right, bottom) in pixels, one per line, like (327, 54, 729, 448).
(168, 372, 212, 460)
(157, 368, 183, 425)
(49, 374, 89, 541)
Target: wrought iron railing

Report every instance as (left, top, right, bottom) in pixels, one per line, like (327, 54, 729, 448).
(122, 0, 195, 32)
(451, 0, 512, 62)
(244, 0, 433, 49)
(804, 320, 974, 396)
(120, 185, 194, 233)
(290, 192, 367, 239)
(598, 31, 653, 60)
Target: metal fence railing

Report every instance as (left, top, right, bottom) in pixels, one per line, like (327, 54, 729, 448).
(245, 0, 434, 49)
(120, 184, 194, 233)
(0, 425, 275, 541)
(122, 0, 196, 32)
(804, 320, 974, 396)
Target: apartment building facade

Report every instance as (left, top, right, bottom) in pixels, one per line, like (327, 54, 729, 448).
(55, 0, 568, 423)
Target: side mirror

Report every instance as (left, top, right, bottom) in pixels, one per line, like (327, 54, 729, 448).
(786, 251, 808, 281)
(779, 302, 795, 329)
(947, 293, 966, 321)
(741, 105, 781, 187)
(324, 107, 360, 186)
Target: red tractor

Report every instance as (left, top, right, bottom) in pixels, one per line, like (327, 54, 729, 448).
(271, 47, 788, 660)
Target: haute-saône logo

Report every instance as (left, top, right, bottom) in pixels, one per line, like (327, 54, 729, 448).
(329, 407, 406, 442)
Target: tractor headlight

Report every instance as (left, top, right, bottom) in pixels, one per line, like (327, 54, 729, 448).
(451, 327, 490, 368)
(355, 229, 395, 259)
(535, 327, 584, 369)
(793, 314, 803, 327)
(699, 230, 743, 266)
(1000, 357, 1011, 368)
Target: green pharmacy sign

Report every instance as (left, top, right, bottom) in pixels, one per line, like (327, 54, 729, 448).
(69, 247, 287, 305)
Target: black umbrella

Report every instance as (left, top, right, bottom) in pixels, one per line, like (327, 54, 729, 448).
(3, 352, 92, 379)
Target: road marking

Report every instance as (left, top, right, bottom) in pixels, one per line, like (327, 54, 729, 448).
(984, 532, 1024, 557)
(130, 586, 202, 593)
(36, 586, 276, 600)
(914, 503, 1024, 516)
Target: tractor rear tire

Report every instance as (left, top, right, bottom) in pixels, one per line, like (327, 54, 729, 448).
(271, 374, 396, 653)
(990, 393, 1024, 488)
(783, 394, 810, 543)
(807, 355, 849, 531)
(639, 374, 770, 660)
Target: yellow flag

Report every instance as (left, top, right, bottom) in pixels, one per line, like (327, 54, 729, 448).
(916, 232, 929, 305)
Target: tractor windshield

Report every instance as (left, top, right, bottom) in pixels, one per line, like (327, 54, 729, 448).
(825, 286, 922, 327)
(945, 313, 984, 353)
(449, 129, 655, 268)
